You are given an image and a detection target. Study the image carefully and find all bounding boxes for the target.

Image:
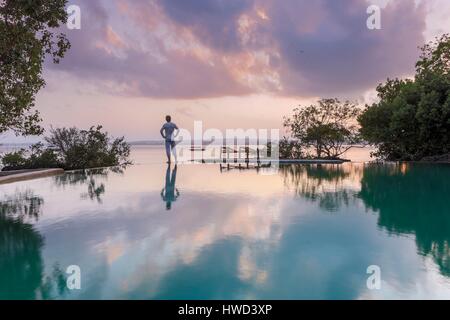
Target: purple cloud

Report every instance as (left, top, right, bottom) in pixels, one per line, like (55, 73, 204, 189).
(157, 0, 255, 52)
(48, 0, 428, 99)
(266, 0, 426, 96)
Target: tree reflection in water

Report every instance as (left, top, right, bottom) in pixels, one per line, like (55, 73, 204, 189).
(358, 163, 450, 277)
(0, 190, 44, 220)
(0, 191, 68, 299)
(280, 164, 362, 211)
(281, 162, 450, 278)
(0, 167, 126, 298)
(53, 166, 126, 203)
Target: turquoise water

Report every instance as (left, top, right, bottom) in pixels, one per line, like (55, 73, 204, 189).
(1, 147, 450, 299)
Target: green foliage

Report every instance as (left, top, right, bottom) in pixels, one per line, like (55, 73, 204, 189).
(1, 126, 131, 170)
(279, 137, 304, 159)
(1, 143, 59, 170)
(1, 150, 28, 169)
(284, 98, 362, 159)
(358, 34, 450, 161)
(45, 126, 131, 170)
(0, 0, 70, 135)
(416, 34, 450, 77)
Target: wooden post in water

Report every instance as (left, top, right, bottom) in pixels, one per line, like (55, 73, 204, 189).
(234, 136, 238, 163)
(222, 136, 227, 163)
(256, 136, 260, 165)
(245, 137, 249, 168)
(191, 138, 194, 163)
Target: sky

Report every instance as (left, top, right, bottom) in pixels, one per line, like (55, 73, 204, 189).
(2, 0, 450, 143)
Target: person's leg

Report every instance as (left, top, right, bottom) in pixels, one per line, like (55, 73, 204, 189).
(165, 141, 171, 162)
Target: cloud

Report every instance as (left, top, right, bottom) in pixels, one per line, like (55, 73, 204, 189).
(49, 0, 430, 99)
(157, 0, 255, 52)
(265, 0, 427, 96)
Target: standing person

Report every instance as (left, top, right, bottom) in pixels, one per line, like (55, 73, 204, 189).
(160, 115, 179, 163)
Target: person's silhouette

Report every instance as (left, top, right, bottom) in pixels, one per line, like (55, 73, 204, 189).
(161, 164, 180, 210)
(160, 115, 179, 163)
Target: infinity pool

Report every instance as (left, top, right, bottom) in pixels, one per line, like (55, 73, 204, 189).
(1, 147, 450, 299)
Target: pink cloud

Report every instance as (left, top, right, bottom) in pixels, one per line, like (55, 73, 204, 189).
(47, 0, 429, 99)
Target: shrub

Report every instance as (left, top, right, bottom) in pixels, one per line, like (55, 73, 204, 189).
(1, 143, 59, 171)
(1, 126, 131, 171)
(1, 150, 28, 170)
(45, 126, 131, 170)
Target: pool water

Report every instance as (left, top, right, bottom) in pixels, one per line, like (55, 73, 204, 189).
(1, 147, 450, 299)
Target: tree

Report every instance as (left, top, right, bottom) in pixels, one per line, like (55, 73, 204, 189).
(279, 137, 304, 160)
(358, 34, 450, 161)
(0, 0, 70, 136)
(416, 34, 450, 77)
(45, 126, 131, 169)
(1, 126, 131, 170)
(284, 98, 362, 159)
(0, 142, 59, 170)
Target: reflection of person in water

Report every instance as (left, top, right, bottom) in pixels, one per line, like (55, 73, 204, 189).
(161, 164, 180, 210)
